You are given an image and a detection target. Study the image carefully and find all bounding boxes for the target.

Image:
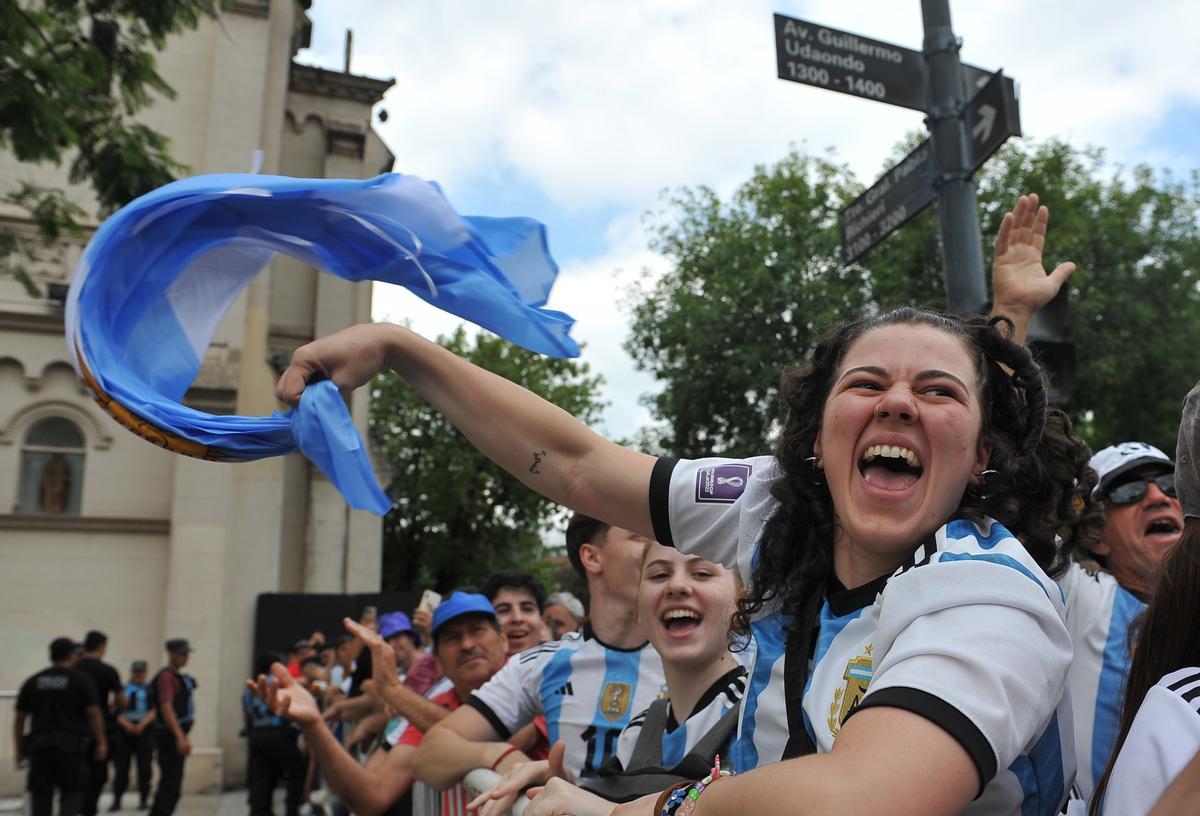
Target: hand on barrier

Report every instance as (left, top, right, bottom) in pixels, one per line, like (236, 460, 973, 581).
(469, 742, 571, 816)
(523, 777, 614, 816)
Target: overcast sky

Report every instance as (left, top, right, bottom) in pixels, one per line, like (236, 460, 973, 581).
(299, 0, 1200, 439)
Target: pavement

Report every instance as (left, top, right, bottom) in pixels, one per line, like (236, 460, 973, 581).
(0, 791, 248, 816)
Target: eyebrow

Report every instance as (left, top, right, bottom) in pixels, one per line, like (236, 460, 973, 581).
(839, 366, 969, 393)
(643, 555, 710, 572)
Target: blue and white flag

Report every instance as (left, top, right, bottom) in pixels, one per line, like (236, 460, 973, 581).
(65, 173, 578, 514)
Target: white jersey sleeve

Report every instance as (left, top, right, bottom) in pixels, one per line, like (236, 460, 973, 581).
(466, 645, 546, 739)
(1101, 668, 1200, 816)
(649, 455, 781, 581)
(855, 518, 1074, 792)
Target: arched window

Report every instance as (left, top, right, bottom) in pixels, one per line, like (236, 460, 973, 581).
(17, 417, 85, 514)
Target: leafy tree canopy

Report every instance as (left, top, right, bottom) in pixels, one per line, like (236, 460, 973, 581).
(371, 327, 605, 593)
(626, 138, 1200, 457)
(1, 0, 223, 294)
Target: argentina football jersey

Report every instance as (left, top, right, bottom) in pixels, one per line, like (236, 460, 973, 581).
(467, 624, 665, 779)
(1060, 562, 1146, 803)
(650, 455, 1077, 816)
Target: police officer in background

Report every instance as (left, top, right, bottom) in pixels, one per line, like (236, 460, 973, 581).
(148, 639, 195, 816)
(110, 661, 156, 811)
(76, 632, 124, 816)
(242, 652, 306, 816)
(14, 637, 107, 816)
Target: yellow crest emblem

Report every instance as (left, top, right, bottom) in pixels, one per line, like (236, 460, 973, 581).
(828, 644, 873, 736)
(600, 682, 632, 721)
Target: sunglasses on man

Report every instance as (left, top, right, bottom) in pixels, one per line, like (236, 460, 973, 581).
(1105, 473, 1177, 505)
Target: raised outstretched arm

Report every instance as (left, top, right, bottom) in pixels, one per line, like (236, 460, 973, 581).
(277, 323, 657, 536)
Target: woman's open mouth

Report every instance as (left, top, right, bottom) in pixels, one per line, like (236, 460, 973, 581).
(859, 444, 924, 492)
(660, 608, 702, 638)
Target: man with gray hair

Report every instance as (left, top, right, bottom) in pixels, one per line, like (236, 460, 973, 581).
(1063, 440, 1184, 806)
(543, 591, 585, 640)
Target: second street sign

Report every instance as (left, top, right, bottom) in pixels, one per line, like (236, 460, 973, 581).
(840, 140, 935, 263)
(838, 73, 1022, 263)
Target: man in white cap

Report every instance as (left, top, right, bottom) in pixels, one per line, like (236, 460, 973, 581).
(1063, 441, 1184, 807)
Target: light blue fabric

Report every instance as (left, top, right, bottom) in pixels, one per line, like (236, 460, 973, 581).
(65, 173, 578, 514)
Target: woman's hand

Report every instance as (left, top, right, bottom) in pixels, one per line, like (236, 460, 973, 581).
(276, 323, 401, 404)
(523, 777, 617, 816)
(992, 192, 1076, 332)
(468, 742, 573, 816)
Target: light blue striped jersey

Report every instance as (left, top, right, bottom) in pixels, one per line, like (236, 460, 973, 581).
(467, 624, 665, 779)
(1060, 562, 1146, 803)
(650, 455, 1076, 816)
(614, 665, 747, 770)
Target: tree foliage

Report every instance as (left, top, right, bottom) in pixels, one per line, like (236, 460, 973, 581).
(626, 139, 1200, 457)
(371, 327, 606, 592)
(0, 0, 223, 294)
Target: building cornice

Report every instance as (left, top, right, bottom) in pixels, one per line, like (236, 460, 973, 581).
(0, 309, 65, 335)
(0, 514, 170, 534)
(288, 62, 394, 105)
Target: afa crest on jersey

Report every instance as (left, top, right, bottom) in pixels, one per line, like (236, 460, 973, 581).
(828, 644, 873, 736)
(601, 682, 633, 721)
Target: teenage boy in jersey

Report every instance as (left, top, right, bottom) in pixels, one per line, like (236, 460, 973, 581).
(148, 639, 196, 816)
(15, 637, 106, 816)
(413, 515, 666, 787)
(111, 660, 156, 811)
(480, 570, 550, 657)
(246, 593, 508, 816)
(1062, 442, 1184, 804)
(76, 631, 124, 816)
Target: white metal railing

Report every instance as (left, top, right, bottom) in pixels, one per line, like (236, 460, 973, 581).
(412, 768, 530, 816)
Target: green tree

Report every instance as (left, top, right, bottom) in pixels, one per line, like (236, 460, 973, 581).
(627, 139, 1200, 457)
(371, 327, 606, 592)
(1, 0, 223, 294)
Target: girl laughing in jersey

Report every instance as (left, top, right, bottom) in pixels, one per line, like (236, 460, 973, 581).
(468, 544, 746, 816)
(275, 196, 1098, 816)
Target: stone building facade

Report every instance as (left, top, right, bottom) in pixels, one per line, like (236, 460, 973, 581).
(0, 0, 391, 792)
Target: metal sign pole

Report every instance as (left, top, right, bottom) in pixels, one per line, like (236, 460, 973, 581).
(921, 0, 986, 314)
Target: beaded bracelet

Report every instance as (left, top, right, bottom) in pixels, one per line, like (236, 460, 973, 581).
(662, 756, 736, 816)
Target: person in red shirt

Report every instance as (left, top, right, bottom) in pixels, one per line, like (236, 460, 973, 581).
(247, 592, 508, 816)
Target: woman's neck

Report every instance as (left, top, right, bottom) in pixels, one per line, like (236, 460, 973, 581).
(663, 652, 738, 726)
(832, 537, 908, 589)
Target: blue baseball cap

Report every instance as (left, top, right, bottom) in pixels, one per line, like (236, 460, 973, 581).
(431, 592, 497, 638)
(379, 611, 418, 644)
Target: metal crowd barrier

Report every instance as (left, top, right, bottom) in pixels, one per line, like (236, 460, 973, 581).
(412, 768, 531, 816)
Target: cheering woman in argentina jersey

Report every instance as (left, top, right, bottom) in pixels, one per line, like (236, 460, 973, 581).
(277, 211, 1096, 815)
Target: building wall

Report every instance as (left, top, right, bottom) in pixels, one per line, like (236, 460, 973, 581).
(0, 0, 393, 793)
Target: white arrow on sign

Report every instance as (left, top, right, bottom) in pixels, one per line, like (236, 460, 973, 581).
(972, 103, 997, 143)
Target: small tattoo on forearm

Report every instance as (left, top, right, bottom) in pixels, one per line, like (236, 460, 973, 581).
(530, 450, 547, 474)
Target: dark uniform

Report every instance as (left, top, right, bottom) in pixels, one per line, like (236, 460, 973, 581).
(75, 657, 121, 816)
(242, 688, 306, 816)
(16, 665, 100, 816)
(111, 678, 154, 809)
(148, 667, 195, 816)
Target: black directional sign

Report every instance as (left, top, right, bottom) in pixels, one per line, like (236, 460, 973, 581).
(839, 140, 935, 263)
(838, 73, 1021, 263)
(774, 13, 927, 111)
(965, 71, 1021, 170)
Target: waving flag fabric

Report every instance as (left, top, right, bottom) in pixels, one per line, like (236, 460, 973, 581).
(65, 172, 578, 515)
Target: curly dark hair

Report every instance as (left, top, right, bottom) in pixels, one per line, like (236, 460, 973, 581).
(733, 307, 1102, 638)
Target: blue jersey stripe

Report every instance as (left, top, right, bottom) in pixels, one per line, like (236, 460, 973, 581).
(733, 614, 786, 772)
(586, 647, 645, 771)
(803, 601, 868, 698)
(1091, 586, 1144, 784)
(938, 551, 1050, 598)
(538, 645, 579, 747)
(1008, 713, 1066, 816)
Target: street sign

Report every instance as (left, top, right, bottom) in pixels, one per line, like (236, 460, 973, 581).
(840, 140, 935, 263)
(965, 71, 1021, 171)
(774, 13, 927, 111)
(774, 13, 1010, 113)
(838, 73, 1020, 263)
